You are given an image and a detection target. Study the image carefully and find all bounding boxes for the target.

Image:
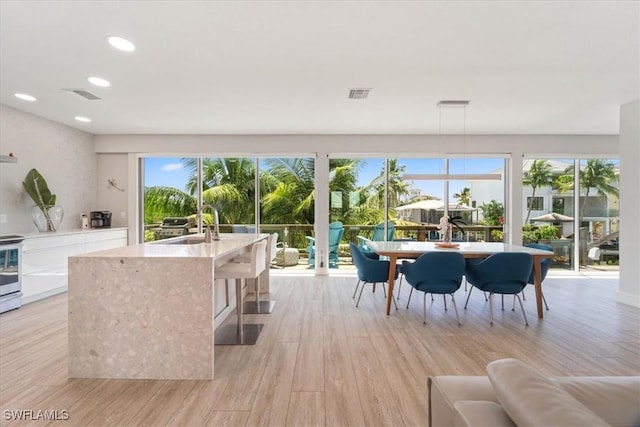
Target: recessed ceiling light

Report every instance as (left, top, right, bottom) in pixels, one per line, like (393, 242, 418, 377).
(106, 36, 135, 52)
(87, 77, 110, 87)
(14, 93, 36, 102)
(75, 116, 91, 123)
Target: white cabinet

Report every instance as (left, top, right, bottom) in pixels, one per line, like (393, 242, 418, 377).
(21, 228, 127, 303)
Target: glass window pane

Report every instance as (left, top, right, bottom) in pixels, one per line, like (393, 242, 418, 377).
(578, 158, 620, 271)
(522, 158, 574, 270)
(259, 157, 314, 268)
(201, 157, 256, 232)
(451, 158, 505, 242)
(142, 157, 198, 242)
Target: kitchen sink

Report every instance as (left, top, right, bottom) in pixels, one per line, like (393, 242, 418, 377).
(166, 237, 205, 245)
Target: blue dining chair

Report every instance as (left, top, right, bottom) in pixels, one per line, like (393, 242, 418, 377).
(463, 252, 533, 326)
(523, 243, 551, 310)
(401, 252, 466, 325)
(350, 243, 398, 309)
(306, 221, 344, 268)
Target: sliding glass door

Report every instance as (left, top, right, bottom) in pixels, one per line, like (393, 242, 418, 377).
(522, 157, 619, 272)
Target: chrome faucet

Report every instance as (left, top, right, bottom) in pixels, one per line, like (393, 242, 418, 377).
(197, 204, 220, 242)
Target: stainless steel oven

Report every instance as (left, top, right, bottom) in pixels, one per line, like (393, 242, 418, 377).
(0, 235, 24, 313)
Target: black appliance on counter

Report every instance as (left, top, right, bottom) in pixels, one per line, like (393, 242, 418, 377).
(0, 235, 24, 314)
(90, 211, 112, 228)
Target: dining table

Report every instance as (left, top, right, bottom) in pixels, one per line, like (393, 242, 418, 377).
(368, 241, 555, 319)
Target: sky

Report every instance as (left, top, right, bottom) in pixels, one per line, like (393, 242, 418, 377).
(144, 156, 506, 202)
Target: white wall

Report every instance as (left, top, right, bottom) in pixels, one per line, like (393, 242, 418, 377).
(0, 105, 97, 234)
(619, 100, 640, 308)
(94, 134, 617, 157)
(96, 154, 129, 228)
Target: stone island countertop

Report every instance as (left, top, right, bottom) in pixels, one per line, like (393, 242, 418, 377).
(68, 233, 268, 380)
(73, 233, 267, 259)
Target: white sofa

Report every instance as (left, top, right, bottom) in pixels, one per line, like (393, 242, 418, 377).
(429, 358, 640, 427)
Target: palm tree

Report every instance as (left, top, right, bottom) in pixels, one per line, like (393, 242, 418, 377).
(362, 159, 410, 212)
(453, 187, 471, 206)
(522, 159, 554, 223)
(143, 186, 197, 224)
(261, 158, 316, 224)
(560, 159, 619, 221)
(182, 157, 256, 224)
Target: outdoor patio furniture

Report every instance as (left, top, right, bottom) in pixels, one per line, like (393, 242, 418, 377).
(357, 221, 395, 250)
(275, 247, 300, 267)
(232, 224, 257, 233)
(306, 221, 344, 268)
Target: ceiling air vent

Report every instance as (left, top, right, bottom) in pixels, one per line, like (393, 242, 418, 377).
(348, 88, 371, 99)
(63, 89, 102, 101)
(437, 100, 469, 107)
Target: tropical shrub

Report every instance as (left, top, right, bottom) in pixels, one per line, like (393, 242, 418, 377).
(479, 200, 504, 226)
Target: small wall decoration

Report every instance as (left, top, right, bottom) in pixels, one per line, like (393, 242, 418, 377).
(107, 178, 125, 192)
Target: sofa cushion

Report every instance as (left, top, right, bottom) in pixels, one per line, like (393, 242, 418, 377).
(429, 376, 497, 427)
(487, 358, 609, 427)
(453, 401, 516, 427)
(554, 377, 640, 427)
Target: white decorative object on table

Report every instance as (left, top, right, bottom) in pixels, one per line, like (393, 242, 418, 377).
(438, 215, 451, 243)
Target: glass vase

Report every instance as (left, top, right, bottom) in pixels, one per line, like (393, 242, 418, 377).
(32, 205, 64, 232)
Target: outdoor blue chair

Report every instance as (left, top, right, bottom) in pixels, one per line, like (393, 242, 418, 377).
(357, 221, 395, 252)
(523, 243, 551, 310)
(464, 252, 533, 326)
(350, 243, 398, 309)
(306, 221, 344, 268)
(231, 224, 256, 233)
(401, 252, 465, 325)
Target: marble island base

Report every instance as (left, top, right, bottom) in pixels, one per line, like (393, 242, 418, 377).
(69, 256, 215, 379)
(68, 233, 268, 380)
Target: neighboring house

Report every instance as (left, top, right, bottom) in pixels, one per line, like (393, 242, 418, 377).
(469, 159, 619, 240)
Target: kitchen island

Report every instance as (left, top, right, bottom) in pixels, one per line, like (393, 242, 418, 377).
(68, 233, 267, 380)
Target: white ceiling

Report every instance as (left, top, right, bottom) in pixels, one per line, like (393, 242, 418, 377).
(1, 1, 638, 135)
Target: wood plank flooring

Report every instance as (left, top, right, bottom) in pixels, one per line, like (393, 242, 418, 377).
(0, 273, 638, 426)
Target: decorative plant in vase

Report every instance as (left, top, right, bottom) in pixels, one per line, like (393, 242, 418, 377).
(438, 215, 467, 243)
(22, 168, 63, 232)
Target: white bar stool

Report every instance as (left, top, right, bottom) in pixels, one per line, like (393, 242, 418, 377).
(214, 240, 267, 345)
(233, 233, 277, 314)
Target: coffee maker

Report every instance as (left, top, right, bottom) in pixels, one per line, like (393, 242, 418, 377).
(90, 211, 112, 228)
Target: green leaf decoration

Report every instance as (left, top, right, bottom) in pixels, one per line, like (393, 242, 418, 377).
(22, 168, 56, 210)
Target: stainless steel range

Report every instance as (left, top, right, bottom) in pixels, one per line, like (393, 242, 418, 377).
(0, 235, 24, 313)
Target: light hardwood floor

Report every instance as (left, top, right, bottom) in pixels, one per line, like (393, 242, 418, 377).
(1, 273, 638, 426)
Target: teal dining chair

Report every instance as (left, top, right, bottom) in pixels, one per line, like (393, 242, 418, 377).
(306, 221, 344, 268)
(350, 243, 399, 309)
(401, 252, 466, 325)
(464, 252, 533, 326)
(523, 243, 552, 310)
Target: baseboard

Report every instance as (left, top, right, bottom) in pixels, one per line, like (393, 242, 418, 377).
(22, 286, 67, 305)
(617, 290, 640, 308)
